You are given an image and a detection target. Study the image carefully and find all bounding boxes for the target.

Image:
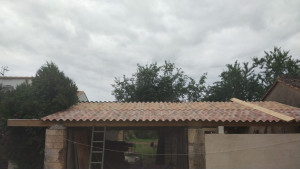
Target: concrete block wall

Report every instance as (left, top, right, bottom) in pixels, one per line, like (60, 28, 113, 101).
(44, 127, 67, 169)
(205, 134, 300, 169)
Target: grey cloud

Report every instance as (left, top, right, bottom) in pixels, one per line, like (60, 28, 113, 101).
(0, 0, 300, 101)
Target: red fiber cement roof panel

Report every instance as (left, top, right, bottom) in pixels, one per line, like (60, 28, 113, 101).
(41, 101, 300, 123)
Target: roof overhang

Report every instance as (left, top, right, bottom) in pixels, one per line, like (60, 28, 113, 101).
(7, 119, 300, 127)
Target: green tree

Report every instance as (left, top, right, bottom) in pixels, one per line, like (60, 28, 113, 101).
(253, 47, 300, 89)
(112, 61, 207, 102)
(0, 83, 44, 169)
(32, 62, 78, 117)
(0, 62, 78, 169)
(205, 47, 300, 101)
(204, 61, 264, 101)
(112, 61, 206, 164)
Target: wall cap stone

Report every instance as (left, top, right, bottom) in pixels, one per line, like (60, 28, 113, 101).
(49, 124, 66, 130)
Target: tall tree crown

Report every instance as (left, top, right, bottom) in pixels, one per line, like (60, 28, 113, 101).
(0, 62, 78, 169)
(32, 62, 78, 116)
(253, 47, 300, 88)
(205, 47, 299, 101)
(112, 61, 206, 102)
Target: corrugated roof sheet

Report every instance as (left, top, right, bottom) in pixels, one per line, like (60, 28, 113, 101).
(41, 101, 300, 123)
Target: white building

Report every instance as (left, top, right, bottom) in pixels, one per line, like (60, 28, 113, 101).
(0, 76, 33, 90)
(0, 76, 88, 101)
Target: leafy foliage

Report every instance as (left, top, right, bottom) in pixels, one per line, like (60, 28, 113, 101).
(112, 61, 207, 102)
(0, 62, 78, 169)
(205, 47, 300, 101)
(112, 61, 206, 157)
(253, 47, 300, 89)
(204, 61, 264, 101)
(113, 48, 299, 103)
(32, 62, 78, 117)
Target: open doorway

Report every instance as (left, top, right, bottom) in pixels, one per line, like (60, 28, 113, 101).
(123, 129, 158, 168)
(66, 127, 188, 169)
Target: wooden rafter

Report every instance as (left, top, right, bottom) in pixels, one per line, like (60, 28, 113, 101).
(231, 98, 295, 122)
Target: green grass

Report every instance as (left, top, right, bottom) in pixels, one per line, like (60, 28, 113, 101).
(130, 143, 157, 166)
(126, 138, 157, 154)
(134, 143, 157, 154)
(125, 138, 158, 167)
(127, 138, 157, 143)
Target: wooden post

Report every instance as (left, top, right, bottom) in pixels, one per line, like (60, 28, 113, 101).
(44, 124, 67, 169)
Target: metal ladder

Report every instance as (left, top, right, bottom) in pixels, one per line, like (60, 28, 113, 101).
(89, 126, 106, 169)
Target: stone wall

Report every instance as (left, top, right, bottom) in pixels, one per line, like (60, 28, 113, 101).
(44, 126, 67, 169)
(188, 128, 205, 169)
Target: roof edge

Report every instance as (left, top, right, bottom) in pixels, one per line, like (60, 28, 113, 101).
(8, 119, 300, 127)
(278, 79, 300, 92)
(77, 101, 195, 103)
(263, 77, 300, 100)
(262, 80, 279, 100)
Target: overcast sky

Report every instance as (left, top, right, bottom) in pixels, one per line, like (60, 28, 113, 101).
(1, 0, 300, 101)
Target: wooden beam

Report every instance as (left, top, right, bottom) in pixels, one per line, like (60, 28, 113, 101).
(231, 98, 295, 122)
(7, 119, 53, 127)
(7, 119, 299, 127)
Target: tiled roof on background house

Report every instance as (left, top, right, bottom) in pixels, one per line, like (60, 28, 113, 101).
(262, 76, 300, 100)
(77, 91, 84, 96)
(41, 101, 300, 123)
(77, 91, 89, 102)
(279, 76, 300, 89)
(0, 76, 33, 79)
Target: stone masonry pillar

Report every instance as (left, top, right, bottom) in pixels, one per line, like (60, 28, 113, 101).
(188, 128, 205, 169)
(44, 124, 67, 169)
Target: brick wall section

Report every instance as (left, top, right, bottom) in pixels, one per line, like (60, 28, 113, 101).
(188, 128, 205, 169)
(44, 127, 67, 169)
